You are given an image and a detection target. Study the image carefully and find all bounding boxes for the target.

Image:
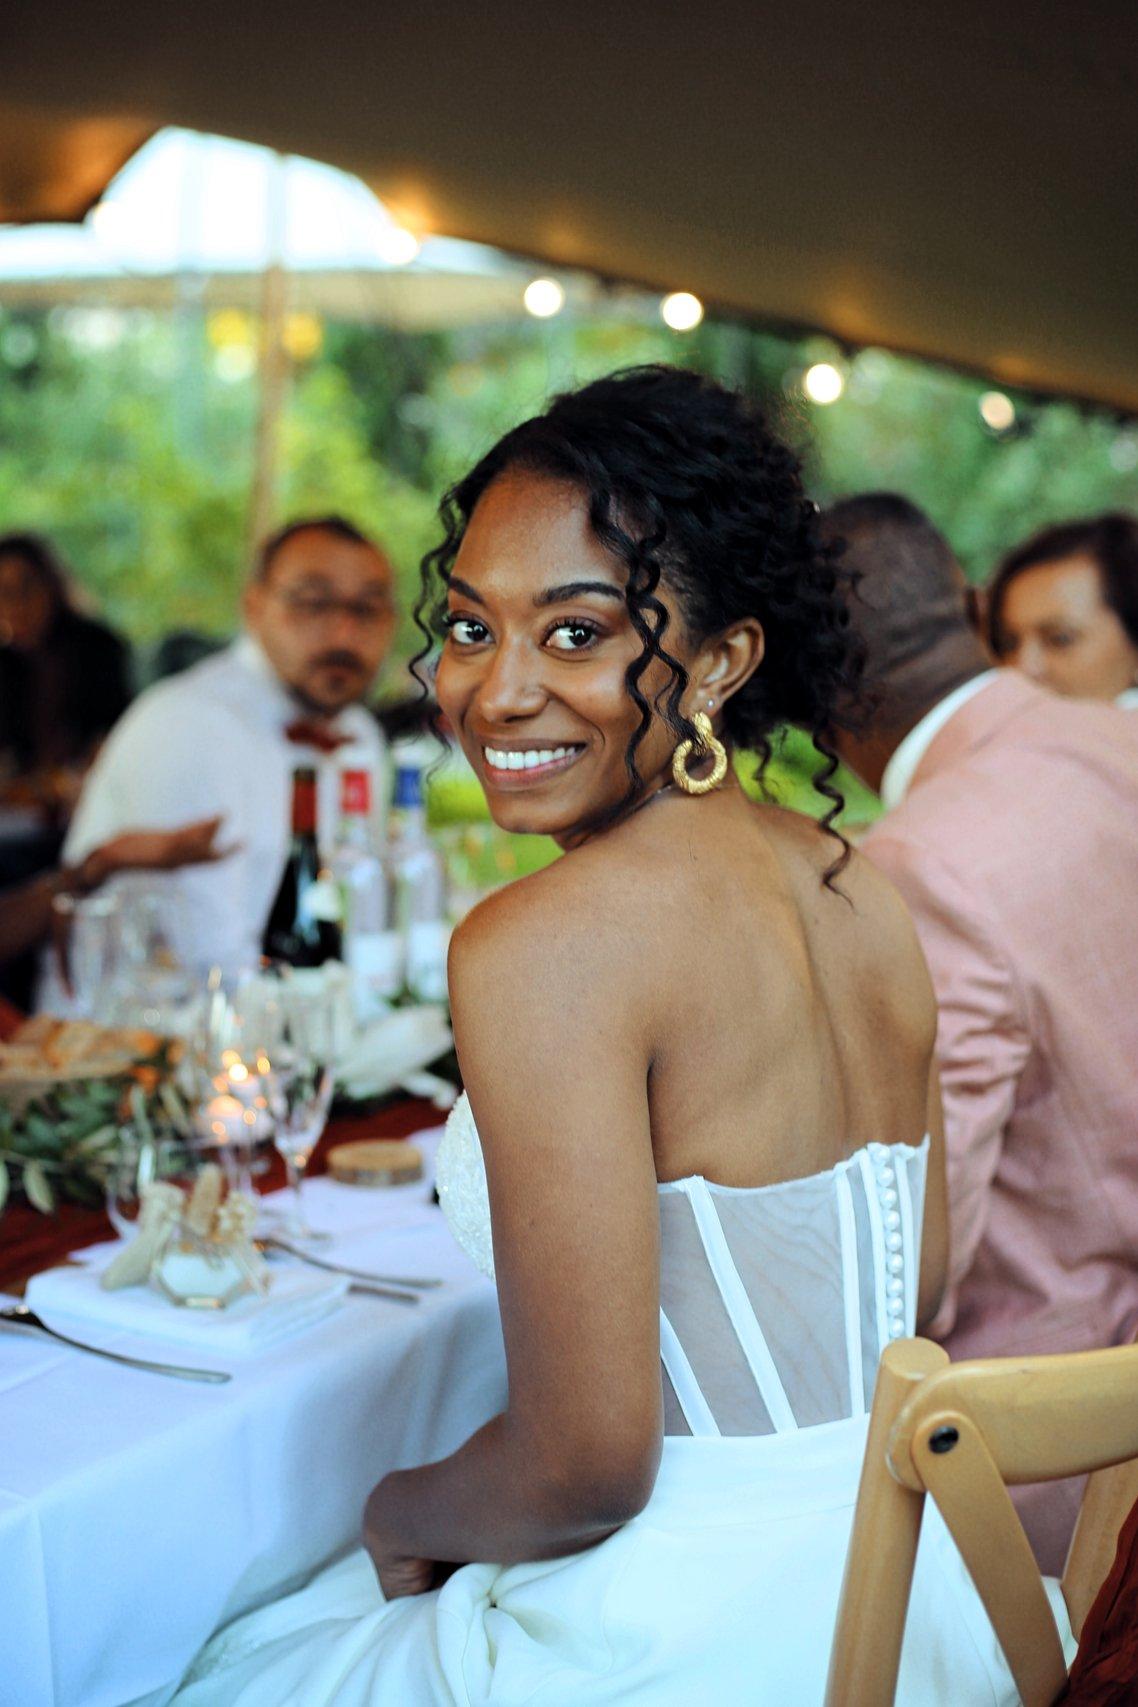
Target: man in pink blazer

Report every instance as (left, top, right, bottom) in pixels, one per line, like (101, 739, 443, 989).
(825, 494, 1138, 1572)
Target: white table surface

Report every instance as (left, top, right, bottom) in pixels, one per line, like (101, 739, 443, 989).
(0, 1139, 506, 1707)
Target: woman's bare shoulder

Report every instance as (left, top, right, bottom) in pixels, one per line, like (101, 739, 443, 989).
(451, 841, 634, 964)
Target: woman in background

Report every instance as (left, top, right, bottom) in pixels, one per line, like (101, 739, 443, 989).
(987, 513, 1138, 706)
(0, 531, 133, 789)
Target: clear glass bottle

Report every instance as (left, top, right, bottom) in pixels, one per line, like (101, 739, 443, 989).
(389, 761, 449, 1004)
(329, 768, 401, 1022)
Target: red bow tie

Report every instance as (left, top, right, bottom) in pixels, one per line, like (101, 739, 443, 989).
(284, 719, 354, 754)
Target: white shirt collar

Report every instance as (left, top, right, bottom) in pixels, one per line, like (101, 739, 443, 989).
(880, 671, 1000, 811)
(1116, 687, 1138, 710)
(232, 632, 292, 708)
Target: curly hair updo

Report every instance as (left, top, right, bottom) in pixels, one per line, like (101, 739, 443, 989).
(416, 364, 863, 872)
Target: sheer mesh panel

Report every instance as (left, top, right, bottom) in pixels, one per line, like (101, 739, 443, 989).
(661, 1366, 692, 1436)
(850, 1170, 885, 1407)
(658, 1140, 930, 1438)
(658, 1191, 775, 1436)
(714, 1179, 848, 1428)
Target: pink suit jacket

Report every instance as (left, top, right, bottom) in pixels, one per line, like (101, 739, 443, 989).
(863, 673, 1138, 1570)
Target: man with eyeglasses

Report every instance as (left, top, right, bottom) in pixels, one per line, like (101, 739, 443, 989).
(60, 516, 396, 979)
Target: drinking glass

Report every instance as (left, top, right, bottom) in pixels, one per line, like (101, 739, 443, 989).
(261, 976, 342, 1242)
(105, 883, 197, 1035)
(188, 970, 278, 1197)
(51, 891, 121, 1019)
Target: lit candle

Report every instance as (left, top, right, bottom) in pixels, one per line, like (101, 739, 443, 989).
(193, 1094, 248, 1149)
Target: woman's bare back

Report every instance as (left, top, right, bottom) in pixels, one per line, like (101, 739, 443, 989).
(541, 784, 938, 1190)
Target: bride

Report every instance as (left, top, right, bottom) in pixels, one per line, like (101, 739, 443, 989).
(176, 366, 1058, 1704)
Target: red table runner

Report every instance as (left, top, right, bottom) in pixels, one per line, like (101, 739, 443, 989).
(0, 1096, 441, 1295)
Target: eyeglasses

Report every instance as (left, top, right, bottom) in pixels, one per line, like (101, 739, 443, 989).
(271, 589, 394, 628)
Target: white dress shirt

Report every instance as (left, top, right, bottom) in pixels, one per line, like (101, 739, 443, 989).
(63, 637, 387, 978)
(879, 671, 999, 811)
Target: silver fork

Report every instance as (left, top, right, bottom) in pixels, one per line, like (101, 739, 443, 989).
(0, 1303, 232, 1383)
(258, 1235, 442, 1290)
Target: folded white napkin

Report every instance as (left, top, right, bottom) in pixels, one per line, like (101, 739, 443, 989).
(25, 1259, 348, 1355)
(336, 1005, 453, 1102)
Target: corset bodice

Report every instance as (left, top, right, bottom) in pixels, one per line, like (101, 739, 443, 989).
(436, 1092, 928, 1437)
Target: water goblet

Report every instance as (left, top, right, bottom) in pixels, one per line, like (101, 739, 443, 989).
(261, 978, 342, 1242)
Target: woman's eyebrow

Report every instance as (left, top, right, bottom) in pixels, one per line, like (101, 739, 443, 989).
(447, 575, 486, 605)
(446, 576, 625, 608)
(533, 580, 624, 607)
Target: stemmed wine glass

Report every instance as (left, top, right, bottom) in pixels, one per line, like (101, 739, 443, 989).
(246, 968, 344, 1242)
(189, 969, 277, 1197)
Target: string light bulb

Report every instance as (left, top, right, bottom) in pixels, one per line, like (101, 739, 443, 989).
(979, 391, 1016, 432)
(523, 278, 566, 318)
(376, 227, 420, 266)
(661, 291, 704, 331)
(803, 362, 845, 405)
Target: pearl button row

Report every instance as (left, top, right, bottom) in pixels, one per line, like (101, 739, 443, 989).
(868, 1143, 907, 1341)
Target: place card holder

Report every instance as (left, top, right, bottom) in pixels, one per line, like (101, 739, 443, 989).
(101, 1165, 271, 1310)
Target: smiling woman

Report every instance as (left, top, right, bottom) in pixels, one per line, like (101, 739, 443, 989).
(174, 369, 1028, 1707)
(987, 513, 1138, 703)
(419, 365, 864, 864)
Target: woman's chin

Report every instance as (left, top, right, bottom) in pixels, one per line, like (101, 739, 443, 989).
(483, 795, 570, 838)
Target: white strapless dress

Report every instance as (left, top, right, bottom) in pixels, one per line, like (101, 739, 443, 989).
(174, 1096, 1074, 1705)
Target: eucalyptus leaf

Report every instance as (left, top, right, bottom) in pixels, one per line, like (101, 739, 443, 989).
(76, 1123, 120, 1154)
(23, 1160, 55, 1214)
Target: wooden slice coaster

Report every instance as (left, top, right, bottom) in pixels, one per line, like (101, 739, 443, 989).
(326, 1140, 424, 1188)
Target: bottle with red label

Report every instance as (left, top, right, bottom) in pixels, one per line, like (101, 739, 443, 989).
(330, 768, 401, 1019)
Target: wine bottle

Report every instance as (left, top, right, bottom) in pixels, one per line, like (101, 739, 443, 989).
(330, 768, 401, 1020)
(262, 766, 344, 967)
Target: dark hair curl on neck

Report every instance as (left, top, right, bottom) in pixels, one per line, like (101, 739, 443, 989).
(414, 365, 864, 886)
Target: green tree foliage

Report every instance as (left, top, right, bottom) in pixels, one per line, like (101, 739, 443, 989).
(2, 299, 1136, 833)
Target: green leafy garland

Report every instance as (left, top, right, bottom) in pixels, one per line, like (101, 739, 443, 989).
(0, 1044, 192, 1216)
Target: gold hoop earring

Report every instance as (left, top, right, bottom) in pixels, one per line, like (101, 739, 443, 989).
(671, 710, 729, 795)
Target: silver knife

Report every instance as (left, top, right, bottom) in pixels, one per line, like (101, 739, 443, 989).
(0, 1303, 232, 1383)
(259, 1235, 441, 1289)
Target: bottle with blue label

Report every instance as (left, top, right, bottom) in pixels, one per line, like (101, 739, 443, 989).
(330, 769, 401, 1021)
(389, 760, 450, 1004)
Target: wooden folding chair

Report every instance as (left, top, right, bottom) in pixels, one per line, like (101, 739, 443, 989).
(824, 1338, 1138, 1706)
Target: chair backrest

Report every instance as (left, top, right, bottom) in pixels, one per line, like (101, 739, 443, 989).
(824, 1337, 1138, 1707)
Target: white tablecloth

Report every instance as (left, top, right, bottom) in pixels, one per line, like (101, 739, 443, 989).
(0, 1141, 505, 1707)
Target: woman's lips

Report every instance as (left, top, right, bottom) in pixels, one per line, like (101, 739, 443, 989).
(480, 742, 586, 788)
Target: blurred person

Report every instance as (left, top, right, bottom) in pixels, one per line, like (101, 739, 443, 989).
(987, 513, 1138, 706)
(63, 517, 395, 978)
(824, 491, 1138, 1573)
(0, 817, 228, 967)
(0, 531, 132, 794)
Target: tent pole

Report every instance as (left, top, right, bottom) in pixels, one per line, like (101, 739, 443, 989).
(247, 152, 289, 560)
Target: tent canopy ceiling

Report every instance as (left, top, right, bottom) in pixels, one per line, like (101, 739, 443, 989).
(2, 1, 1136, 410)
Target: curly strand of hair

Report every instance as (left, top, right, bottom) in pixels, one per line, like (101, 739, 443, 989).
(409, 493, 461, 704)
(809, 730, 853, 893)
(588, 495, 694, 805)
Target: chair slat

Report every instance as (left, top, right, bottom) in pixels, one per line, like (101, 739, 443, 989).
(913, 1409, 1068, 1706)
(824, 1340, 948, 1707)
